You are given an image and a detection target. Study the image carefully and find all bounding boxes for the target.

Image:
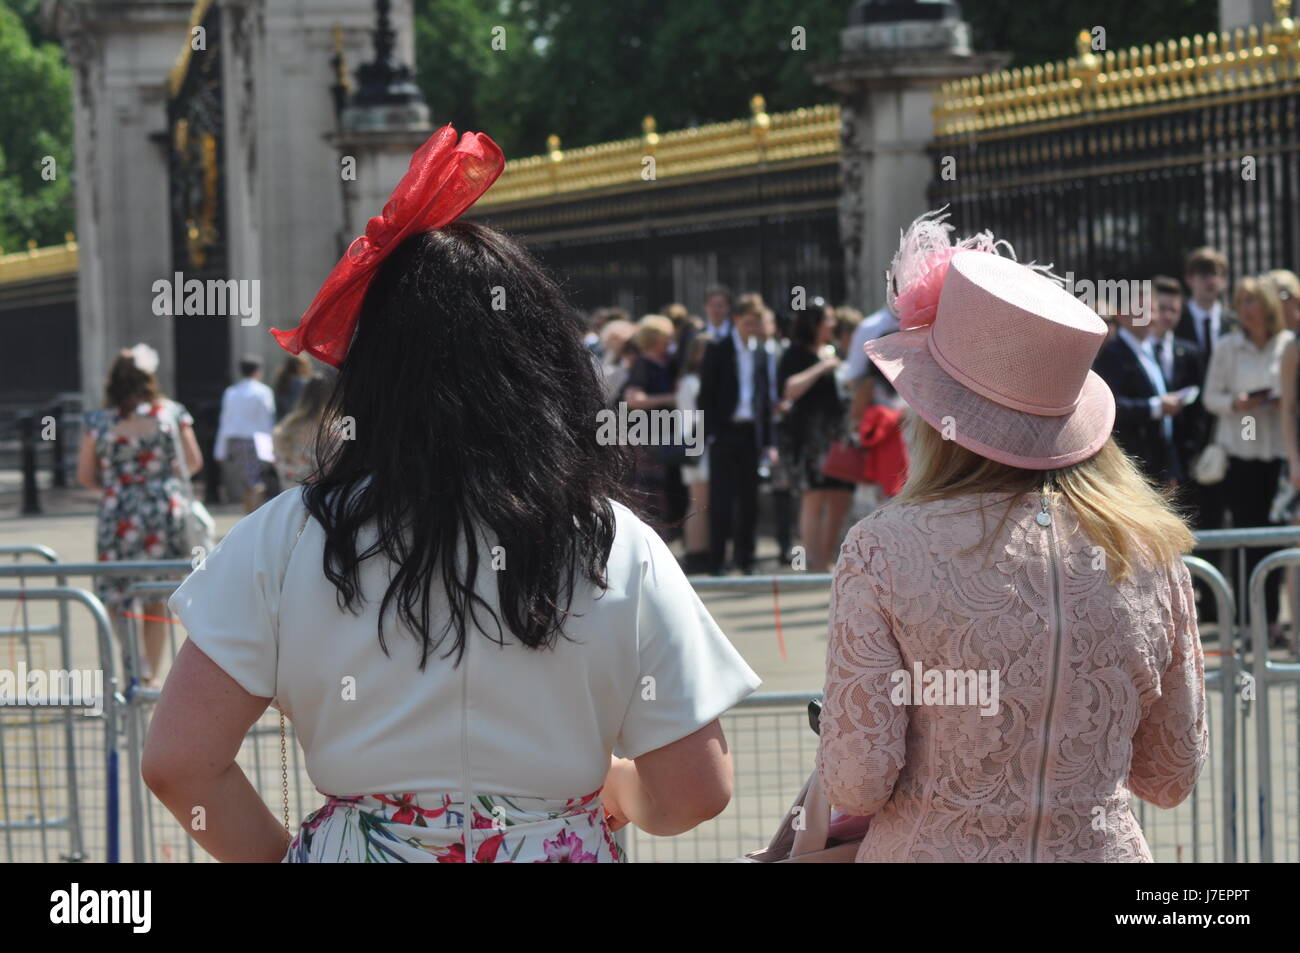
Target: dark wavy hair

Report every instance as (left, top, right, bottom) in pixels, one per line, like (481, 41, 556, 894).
(104, 353, 160, 414)
(302, 222, 631, 667)
(789, 306, 828, 349)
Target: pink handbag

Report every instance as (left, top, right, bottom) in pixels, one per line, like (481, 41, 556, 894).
(740, 769, 868, 862)
(820, 440, 870, 484)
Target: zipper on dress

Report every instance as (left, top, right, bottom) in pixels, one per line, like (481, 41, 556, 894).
(1028, 483, 1065, 863)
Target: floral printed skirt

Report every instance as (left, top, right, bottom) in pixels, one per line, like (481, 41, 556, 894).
(283, 789, 625, 863)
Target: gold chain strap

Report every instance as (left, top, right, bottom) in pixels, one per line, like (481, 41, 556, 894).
(280, 711, 290, 832)
(279, 506, 311, 838)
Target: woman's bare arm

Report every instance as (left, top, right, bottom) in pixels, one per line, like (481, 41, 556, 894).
(76, 432, 98, 490)
(603, 720, 732, 836)
(1281, 340, 1300, 487)
(142, 641, 290, 862)
(179, 422, 204, 476)
(783, 357, 838, 403)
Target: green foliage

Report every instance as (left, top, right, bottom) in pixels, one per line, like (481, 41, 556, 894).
(413, 0, 1225, 159)
(413, 0, 847, 158)
(963, 0, 1220, 68)
(0, 1, 74, 251)
(0, 0, 1236, 251)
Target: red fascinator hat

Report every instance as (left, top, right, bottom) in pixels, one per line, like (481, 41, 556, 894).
(270, 125, 505, 367)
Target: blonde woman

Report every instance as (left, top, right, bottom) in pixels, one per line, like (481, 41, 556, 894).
(272, 374, 334, 488)
(1267, 269, 1300, 332)
(623, 315, 679, 529)
(675, 332, 714, 574)
(598, 318, 637, 408)
(1273, 269, 1300, 652)
(816, 211, 1207, 862)
(1205, 277, 1293, 643)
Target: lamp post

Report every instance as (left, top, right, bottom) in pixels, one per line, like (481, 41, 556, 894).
(352, 0, 422, 107)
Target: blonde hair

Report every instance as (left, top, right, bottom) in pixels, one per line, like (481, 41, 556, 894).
(1234, 275, 1287, 338)
(893, 415, 1193, 582)
(662, 302, 690, 326)
(600, 319, 636, 358)
(734, 293, 765, 319)
(834, 306, 864, 328)
(1266, 269, 1300, 301)
(633, 314, 675, 351)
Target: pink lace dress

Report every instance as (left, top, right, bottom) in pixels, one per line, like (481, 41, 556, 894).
(817, 492, 1208, 862)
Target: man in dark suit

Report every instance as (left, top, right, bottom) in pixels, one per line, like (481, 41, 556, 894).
(1175, 247, 1232, 365)
(1093, 289, 1186, 485)
(1173, 248, 1234, 537)
(1151, 275, 1209, 490)
(699, 294, 776, 574)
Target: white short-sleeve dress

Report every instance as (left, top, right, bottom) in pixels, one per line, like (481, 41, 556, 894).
(167, 487, 761, 862)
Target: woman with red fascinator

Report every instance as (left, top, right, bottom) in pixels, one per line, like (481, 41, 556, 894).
(141, 126, 760, 863)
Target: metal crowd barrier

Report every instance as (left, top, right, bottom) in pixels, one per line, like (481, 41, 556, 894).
(1247, 550, 1300, 863)
(0, 527, 1293, 862)
(120, 579, 318, 864)
(0, 586, 121, 862)
(0, 558, 187, 862)
(672, 556, 1240, 863)
(0, 545, 66, 641)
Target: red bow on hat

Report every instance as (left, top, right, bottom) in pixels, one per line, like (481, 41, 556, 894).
(270, 125, 505, 367)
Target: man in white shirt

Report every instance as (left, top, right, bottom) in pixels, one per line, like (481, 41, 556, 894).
(214, 355, 277, 512)
(1152, 276, 1209, 489)
(844, 304, 900, 424)
(1173, 247, 1232, 542)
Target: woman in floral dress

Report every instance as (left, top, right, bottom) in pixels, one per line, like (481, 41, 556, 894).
(77, 345, 204, 687)
(286, 790, 625, 863)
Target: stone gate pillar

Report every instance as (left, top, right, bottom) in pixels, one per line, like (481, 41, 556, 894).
(328, 0, 432, 251)
(48, 0, 194, 404)
(813, 0, 1007, 311)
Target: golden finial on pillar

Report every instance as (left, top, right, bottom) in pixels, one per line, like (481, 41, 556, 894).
(750, 93, 770, 139)
(1074, 28, 1101, 106)
(547, 134, 563, 163)
(642, 115, 659, 152)
(333, 24, 352, 93)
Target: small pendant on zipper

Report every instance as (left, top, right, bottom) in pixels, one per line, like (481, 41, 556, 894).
(1036, 487, 1052, 526)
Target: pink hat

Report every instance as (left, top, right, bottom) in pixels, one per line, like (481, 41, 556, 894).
(865, 210, 1116, 470)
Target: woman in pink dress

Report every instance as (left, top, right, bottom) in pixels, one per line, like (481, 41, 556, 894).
(816, 211, 1208, 862)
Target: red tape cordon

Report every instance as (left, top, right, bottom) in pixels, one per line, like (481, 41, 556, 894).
(772, 578, 787, 662)
(120, 610, 181, 625)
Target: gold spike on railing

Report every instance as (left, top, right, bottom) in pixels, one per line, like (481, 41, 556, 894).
(933, 3, 1300, 138)
(642, 115, 659, 154)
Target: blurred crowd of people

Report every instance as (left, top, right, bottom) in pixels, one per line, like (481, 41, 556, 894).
(211, 353, 336, 513)
(79, 243, 1300, 645)
(585, 287, 908, 576)
(1091, 246, 1300, 648)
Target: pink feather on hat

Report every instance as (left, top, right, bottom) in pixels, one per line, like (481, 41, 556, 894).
(887, 208, 999, 330)
(886, 207, 1069, 330)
